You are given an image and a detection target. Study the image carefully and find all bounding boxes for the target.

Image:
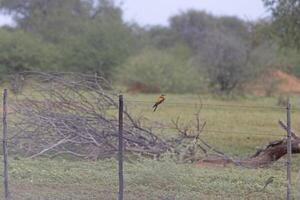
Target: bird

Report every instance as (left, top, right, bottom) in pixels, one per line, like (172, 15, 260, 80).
(152, 94, 165, 112)
(260, 176, 275, 191)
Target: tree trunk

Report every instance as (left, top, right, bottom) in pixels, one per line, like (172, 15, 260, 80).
(239, 139, 300, 167)
(198, 138, 300, 168)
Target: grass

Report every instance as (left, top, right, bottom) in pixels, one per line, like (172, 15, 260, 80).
(0, 158, 295, 200)
(2, 93, 300, 199)
(125, 94, 300, 156)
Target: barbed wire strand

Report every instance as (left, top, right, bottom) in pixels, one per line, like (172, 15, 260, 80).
(147, 126, 285, 137)
(124, 100, 292, 111)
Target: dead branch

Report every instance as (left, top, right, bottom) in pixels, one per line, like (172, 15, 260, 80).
(10, 72, 300, 167)
(278, 120, 299, 139)
(198, 121, 300, 168)
(10, 72, 169, 159)
(168, 103, 233, 163)
(29, 137, 70, 159)
(239, 138, 300, 167)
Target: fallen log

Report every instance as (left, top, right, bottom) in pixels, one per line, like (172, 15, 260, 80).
(198, 121, 300, 168)
(238, 138, 300, 167)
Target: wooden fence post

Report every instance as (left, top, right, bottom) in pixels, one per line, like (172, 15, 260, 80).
(118, 95, 124, 200)
(286, 99, 291, 200)
(2, 89, 9, 200)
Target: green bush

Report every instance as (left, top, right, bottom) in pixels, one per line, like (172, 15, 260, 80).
(59, 18, 133, 78)
(0, 29, 60, 76)
(118, 47, 201, 93)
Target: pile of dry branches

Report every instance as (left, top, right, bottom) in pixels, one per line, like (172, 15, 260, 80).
(10, 72, 170, 160)
(8, 72, 241, 163)
(11, 72, 293, 168)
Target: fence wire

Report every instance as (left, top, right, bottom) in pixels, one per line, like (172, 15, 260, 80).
(121, 99, 292, 138)
(2, 92, 298, 200)
(125, 100, 289, 110)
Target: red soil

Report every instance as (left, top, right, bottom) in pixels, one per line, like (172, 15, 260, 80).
(272, 70, 300, 94)
(250, 70, 300, 96)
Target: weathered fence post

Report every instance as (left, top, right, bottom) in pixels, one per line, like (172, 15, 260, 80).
(286, 98, 291, 200)
(118, 95, 124, 200)
(2, 89, 9, 200)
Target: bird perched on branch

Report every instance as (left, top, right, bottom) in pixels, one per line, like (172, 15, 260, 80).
(153, 94, 165, 112)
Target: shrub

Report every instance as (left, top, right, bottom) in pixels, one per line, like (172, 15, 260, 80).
(0, 29, 60, 76)
(118, 47, 201, 93)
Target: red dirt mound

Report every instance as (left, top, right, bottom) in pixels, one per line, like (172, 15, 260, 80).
(273, 70, 300, 93)
(250, 70, 300, 96)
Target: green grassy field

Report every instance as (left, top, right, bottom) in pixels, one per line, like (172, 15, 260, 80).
(2, 93, 300, 199)
(126, 94, 300, 156)
(0, 158, 295, 200)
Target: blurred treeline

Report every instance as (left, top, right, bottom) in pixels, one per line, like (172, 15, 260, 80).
(0, 0, 298, 94)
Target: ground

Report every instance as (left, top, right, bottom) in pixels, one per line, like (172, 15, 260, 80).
(1, 93, 300, 199)
(0, 158, 295, 200)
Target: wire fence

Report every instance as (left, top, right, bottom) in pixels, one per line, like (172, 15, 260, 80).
(123, 99, 292, 138)
(125, 99, 291, 110)
(1, 91, 299, 200)
(120, 96, 294, 200)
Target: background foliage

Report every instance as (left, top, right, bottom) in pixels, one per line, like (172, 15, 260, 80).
(0, 0, 299, 94)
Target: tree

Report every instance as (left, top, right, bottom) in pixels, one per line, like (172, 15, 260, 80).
(118, 46, 200, 93)
(168, 10, 274, 94)
(145, 25, 177, 49)
(0, 0, 92, 42)
(197, 30, 273, 94)
(0, 0, 124, 43)
(263, 0, 300, 49)
(169, 10, 216, 51)
(217, 16, 250, 40)
(0, 29, 59, 75)
(169, 10, 250, 51)
(197, 32, 249, 94)
(0, 0, 134, 78)
(59, 18, 133, 77)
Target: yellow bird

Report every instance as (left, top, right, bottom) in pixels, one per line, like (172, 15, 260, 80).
(153, 94, 165, 112)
